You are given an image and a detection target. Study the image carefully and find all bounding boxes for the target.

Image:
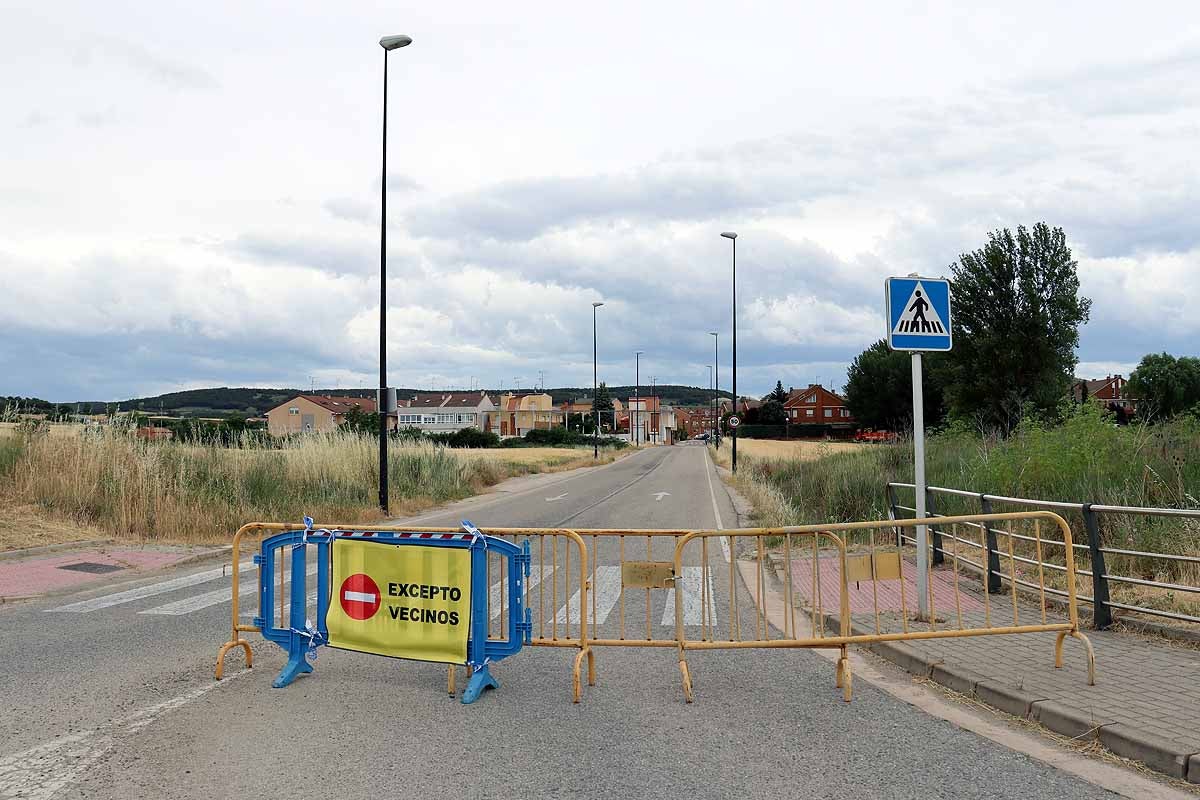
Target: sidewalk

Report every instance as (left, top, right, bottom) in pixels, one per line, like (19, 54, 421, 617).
(783, 554, 1200, 784)
(0, 543, 228, 600)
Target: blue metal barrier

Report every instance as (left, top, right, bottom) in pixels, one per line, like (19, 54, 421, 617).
(256, 521, 531, 704)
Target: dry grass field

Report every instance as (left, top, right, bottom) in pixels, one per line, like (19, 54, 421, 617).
(720, 438, 859, 462)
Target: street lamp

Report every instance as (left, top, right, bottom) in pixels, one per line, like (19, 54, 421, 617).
(377, 32, 413, 515)
(634, 351, 643, 447)
(720, 231, 738, 473)
(592, 301, 604, 458)
(709, 331, 718, 445)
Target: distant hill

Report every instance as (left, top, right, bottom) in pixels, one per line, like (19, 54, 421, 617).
(66, 384, 736, 418)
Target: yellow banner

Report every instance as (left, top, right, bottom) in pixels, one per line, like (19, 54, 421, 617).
(326, 539, 472, 664)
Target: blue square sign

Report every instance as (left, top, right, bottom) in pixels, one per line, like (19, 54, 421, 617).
(886, 277, 953, 352)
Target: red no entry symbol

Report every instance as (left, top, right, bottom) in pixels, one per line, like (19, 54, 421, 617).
(339, 573, 381, 620)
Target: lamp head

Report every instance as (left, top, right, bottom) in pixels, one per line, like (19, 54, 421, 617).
(709, 331, 718, 337)
(380, 35, 413, 50)
(592, 301, 604, 308)
(720, 231, 737, 240)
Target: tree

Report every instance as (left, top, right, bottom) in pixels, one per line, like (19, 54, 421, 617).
(768, 381, 788, 404)
(844, 340, 947, 430)
(342, 405, 382, 435)
(1127, 353, 1200, 420)
(941, 223, 1091, 432)
(759, 399, 787, 425)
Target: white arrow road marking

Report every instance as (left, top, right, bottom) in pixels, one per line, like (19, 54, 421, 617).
(140, 563, 317, 616)
(652, 491, 670, 501)
(0, 669, 251, 800)
(662, 567, 717, 627)
(47, 562, 255, 613)
(553, 566, 622, 624)
(545, 493, 568, 502)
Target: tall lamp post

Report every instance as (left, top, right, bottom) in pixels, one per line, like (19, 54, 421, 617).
(720, 231, 738, 473)
(592, 301, 604, 458)
(634, 351, 643, 447)
(377, 33, 412, 515)
(706, 365, 713, 440)
(709, 331, 718, 445)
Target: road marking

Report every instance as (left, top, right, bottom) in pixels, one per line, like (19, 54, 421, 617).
(139, 563, 316, 616)
(0, 669, 251, 800)
(662, 567, 717, 626)
(545, 493, 568, 502)
(489, 565, 547, 620)
(652, 491, 670, 501)
(553, 566, 622, 624)
(702, 446, 731, 562)
(46, 562, 255, 613)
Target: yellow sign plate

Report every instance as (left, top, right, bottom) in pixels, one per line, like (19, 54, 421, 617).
(325, 539, 471, 664)
(622, 561, 675, 589)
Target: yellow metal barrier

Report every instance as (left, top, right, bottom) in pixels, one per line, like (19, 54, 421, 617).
(215, 512, 1094, 707)
(672, 511, 1095, 703)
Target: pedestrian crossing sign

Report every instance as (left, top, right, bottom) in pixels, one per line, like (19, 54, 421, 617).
(885, 276, 953, 352)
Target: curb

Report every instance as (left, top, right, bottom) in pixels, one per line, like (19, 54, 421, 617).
(0, 539, 113, 561)
(790, 576, 1200, 784)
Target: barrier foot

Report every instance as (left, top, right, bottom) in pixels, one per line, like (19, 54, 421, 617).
(461, 664, 499, 704)
(214, 639, 253, 680)
(679, 659, 694, 704)
(272, 653, 313, 688)
(447, 665, 457, 697)
(586, 648, 596, 687)
(1055, 630, 1096, 686)
(571, 648, 587, 703)
(838, 658, 853, 702)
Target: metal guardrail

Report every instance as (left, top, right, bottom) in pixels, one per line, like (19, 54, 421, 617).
(887, 483, 1200, 629)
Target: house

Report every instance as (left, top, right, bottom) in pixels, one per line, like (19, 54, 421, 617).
(266, 395, 388, 436)
(560, 397, 624, 433)
(396, 392, 496, 434)
(783, 385, 855, 432)
(625, 396, 679, 444)
(1072, 374, 1137, 420)
(492, 393, 564, 437)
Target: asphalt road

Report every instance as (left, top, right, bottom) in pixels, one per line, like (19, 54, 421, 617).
(0, 443, 1121, 799)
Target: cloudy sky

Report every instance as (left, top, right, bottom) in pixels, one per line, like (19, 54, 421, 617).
(4, 2, 1199, 402)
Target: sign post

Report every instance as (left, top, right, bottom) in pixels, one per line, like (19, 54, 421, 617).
(885, 275, 952, 621)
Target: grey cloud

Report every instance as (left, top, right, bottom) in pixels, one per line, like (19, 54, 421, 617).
(226, 233, 375, 275)
(91, 38, 218, 90)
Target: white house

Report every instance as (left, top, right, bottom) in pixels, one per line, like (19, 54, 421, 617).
(395, 392, 497, 434)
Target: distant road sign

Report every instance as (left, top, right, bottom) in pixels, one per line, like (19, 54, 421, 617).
(728, 415, 741, 428)
(886, 277, 953, 352)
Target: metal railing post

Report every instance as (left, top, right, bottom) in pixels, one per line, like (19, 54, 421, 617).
(886, 483, 902, 546)
(980, 495, 1002, 593)
(926, 487, 944, 565)
(1082, 503, 1113, 630)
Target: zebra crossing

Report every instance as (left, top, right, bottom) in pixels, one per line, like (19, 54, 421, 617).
(44, 561, 723, 629)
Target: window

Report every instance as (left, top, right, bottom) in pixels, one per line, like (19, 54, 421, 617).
(824, 409, 832, 417)
(423, 416, 436, 424)
(841, 409, 850, 418)
(805, 395, 816, 404)
(288, 407, 299, 415)
(805, 409, 814, 417)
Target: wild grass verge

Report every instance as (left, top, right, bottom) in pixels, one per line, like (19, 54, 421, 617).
(0, 428, 619, 546)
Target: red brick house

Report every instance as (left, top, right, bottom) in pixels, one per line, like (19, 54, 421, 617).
(783, 385, 855, 432)
(1072, 374, 1137, 419)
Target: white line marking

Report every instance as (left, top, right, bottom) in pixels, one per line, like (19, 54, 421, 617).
(140, 563, 316, 616)
(554, 566, 621, 624)
(662, 567, 717, 626)
(702, 445, 731, 562)
(46, 562, 255, 613)
(343, 590, 376, 603)
(0, 669, 251, 800)
(489, 566, 546, 620)
(545, 493, 568, 502)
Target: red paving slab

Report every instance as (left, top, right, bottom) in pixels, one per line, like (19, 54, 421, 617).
(0, 549, 192, 597)
(789, 555, 985, 616)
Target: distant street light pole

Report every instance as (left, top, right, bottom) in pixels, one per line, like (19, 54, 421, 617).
(634, 351, 643, 447)
(721, 231, 738, 473)
(706, 365, 713, 440)
(709, 331, 718, 445)
(377, 33, 412, 515)
(592, 301, 604, 458)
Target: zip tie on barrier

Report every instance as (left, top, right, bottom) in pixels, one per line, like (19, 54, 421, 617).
(458, 522, 487, 546)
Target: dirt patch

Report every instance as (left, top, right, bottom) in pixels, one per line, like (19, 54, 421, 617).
(0, 501, 110, 552)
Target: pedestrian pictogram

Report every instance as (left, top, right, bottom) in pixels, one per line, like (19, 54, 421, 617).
(886, 276, 953, 352)
(339, 573, 381, 620)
